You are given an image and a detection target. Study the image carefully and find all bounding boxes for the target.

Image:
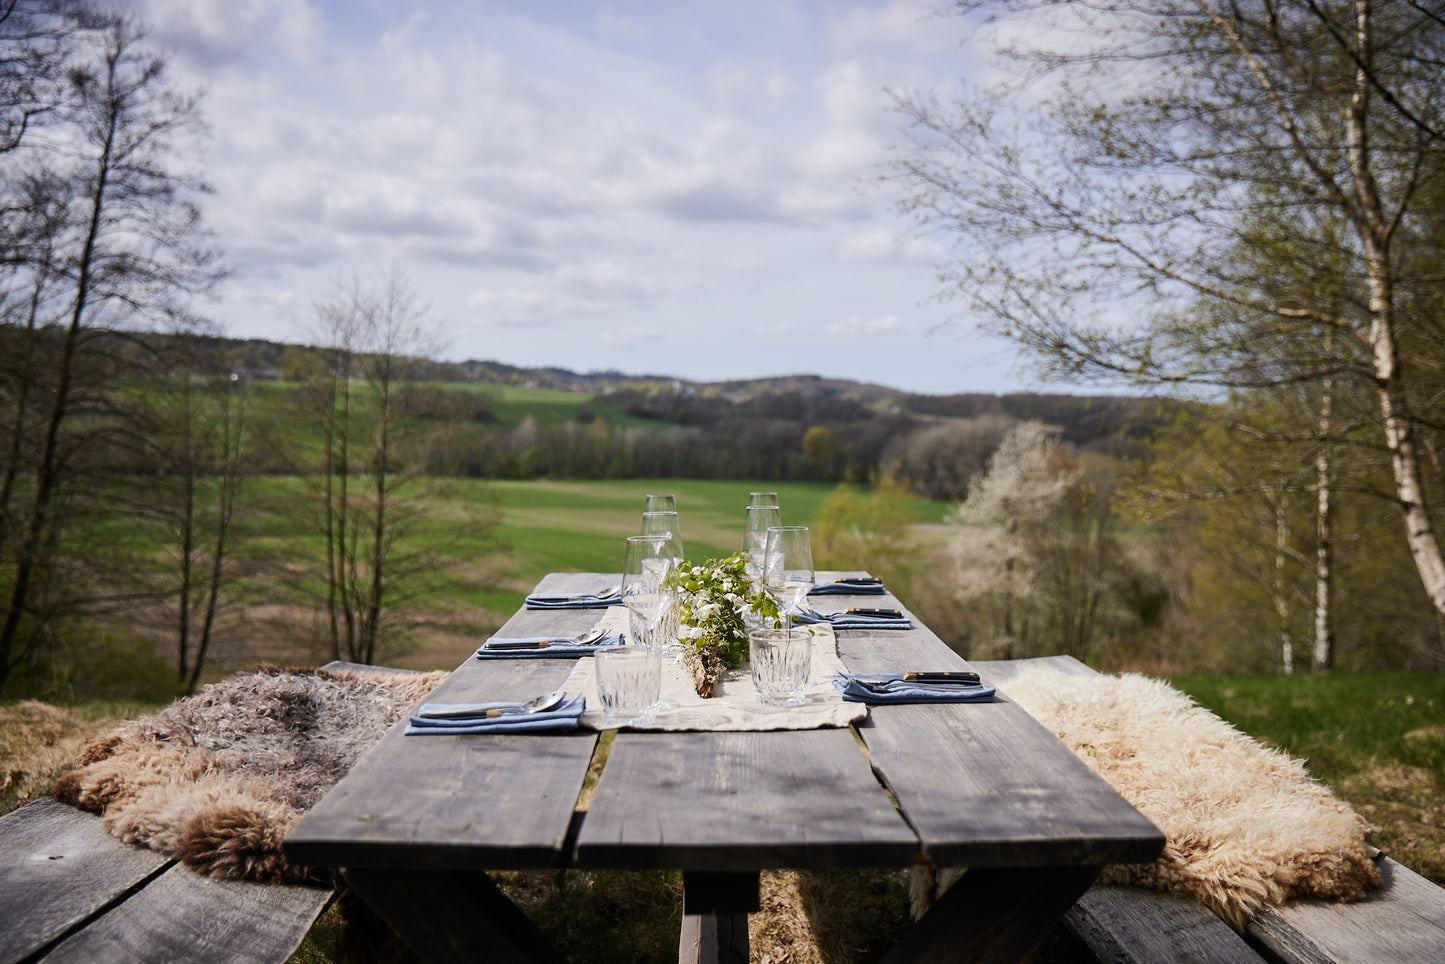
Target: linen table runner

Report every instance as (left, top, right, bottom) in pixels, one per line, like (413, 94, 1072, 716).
(561, 618, 865, 731)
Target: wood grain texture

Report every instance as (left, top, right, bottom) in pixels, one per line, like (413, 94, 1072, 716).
(1065, 885, 1263, 963)
(0, 796, 170, 964)
(347, 866, 566, 964)
(575, 728, 918, 870)
(1247, 855, 1445, 963)
(284, 717, 597, 870)
(678, 912, 748, 964)
(287, 581, 601, 872)
(39, 864, 332, 964)
(844, 651, 1163, 869)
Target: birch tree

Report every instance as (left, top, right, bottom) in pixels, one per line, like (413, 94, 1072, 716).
(893, 0, 1445, 624)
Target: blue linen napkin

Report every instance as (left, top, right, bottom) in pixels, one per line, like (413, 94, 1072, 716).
(791, 608, 912, 630)
(809, 579, 888, 596)
(475, 632, 623, 659)
(524, 589, 621, 609)
(405, 694, 586, 734)
(832, 673, 995, 704)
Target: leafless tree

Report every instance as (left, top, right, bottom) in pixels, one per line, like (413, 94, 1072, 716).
(0, 10, 221, 691)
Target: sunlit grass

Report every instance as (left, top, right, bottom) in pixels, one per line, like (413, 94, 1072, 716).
(1173, 671, 1445, 883)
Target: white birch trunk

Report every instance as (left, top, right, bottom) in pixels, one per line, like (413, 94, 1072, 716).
(1313, 368, 1334, 672)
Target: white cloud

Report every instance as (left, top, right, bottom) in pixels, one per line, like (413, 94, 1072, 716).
(830, 1, 958, 54)
(127, 1, 1034, 393)
(142, 0, 321, 66)
(826, 314, 904, 335)
(837, 229, 945, 264)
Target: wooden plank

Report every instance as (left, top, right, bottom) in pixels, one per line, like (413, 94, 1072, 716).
(880, 864, 1102, 963)
(0, 796, 170, 964)
(1246, 855, 1445, 964)
(678, 872, 755, 964)
(574, 729, 918, 870)
(847, 685, 1162, 868)
(346, 867, 566, 964)
(39, 865, 332, 964)
(285, 644, 598, 871)
(1064, 885, 1263, 963)
(678, 912, 749, 964)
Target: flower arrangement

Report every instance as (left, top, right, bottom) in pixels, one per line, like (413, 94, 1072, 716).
(674, 552, 781, 697)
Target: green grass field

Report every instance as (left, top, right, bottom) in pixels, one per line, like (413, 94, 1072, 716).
(1173, 671, 1445, 882)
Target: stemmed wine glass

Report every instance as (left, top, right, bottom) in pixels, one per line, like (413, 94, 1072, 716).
(763, 525, 814, 623)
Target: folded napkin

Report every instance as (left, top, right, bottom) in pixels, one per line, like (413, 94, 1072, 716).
(809, 579, 887, 596)
(791, 608, 912, 630)
(525, 589, 621, 610)
(475, 632, 623, 659)
(832, 673, 995, 704)
(405, 694, 586, 734)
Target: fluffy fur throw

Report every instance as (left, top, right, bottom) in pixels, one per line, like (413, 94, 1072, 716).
(920, 665, 1381, 927)
(52, 665, 445, 884)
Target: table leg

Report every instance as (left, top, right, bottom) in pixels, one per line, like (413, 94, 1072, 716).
(345, 867, 566, 964)
(679, 871, 758, 964)
(879, 864, 1102, 964)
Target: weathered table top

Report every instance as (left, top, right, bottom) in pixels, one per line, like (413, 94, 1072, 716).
(285, 572, 1163, 963)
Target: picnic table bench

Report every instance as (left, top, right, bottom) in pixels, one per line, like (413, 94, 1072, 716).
(979, 656, 1445, 964)
(0, 661, 415, 964)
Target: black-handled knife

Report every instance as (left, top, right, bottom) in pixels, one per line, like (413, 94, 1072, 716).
(844, 608, 903, 618)
(901, 671, 981, 684)
(836, 576, 882, 585)
(486, 639, 571, 650)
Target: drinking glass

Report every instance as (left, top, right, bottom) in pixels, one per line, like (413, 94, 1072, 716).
(595, 645, 661, 725)
(641, 509, 684, 583)
(622, 535, 678, 653)
(741, 504, 782, 585)
(748, 491, 780, 509)
(644, 493, 676, 512)
(763, 525, 814, 618)
(750, 627, 812, 706)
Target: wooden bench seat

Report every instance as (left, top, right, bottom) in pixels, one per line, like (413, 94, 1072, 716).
(976, 656, 1445, 964)
(0, 660, 433, 964)
(0, 796, 332, 964)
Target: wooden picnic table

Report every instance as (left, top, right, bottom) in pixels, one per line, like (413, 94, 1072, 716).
(283, 572, 1164, 963)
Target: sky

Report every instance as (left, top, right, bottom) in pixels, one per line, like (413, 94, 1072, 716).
(135, 0, 1043, 395)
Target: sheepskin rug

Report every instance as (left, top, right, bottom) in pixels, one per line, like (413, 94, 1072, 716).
(51, 665, 445, 884)
(921, 664, 1381, 927)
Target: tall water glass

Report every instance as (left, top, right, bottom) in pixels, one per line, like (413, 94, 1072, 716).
(742, 504, 782, 585)
(622, 535, 677, 652)
(641, 509, 684, 578)
(764, 525, 814, 618)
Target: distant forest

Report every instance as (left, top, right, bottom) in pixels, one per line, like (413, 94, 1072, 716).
(191, 335, 1173, 500)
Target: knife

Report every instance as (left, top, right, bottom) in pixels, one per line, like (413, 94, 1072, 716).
(901, 671, 981, 684)
(836, 576, 882, 585)
(844, 608, 903, 618)
(485, 639, 587, 650)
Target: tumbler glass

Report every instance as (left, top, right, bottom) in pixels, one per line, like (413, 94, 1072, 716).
(749, 627, 812, 706)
